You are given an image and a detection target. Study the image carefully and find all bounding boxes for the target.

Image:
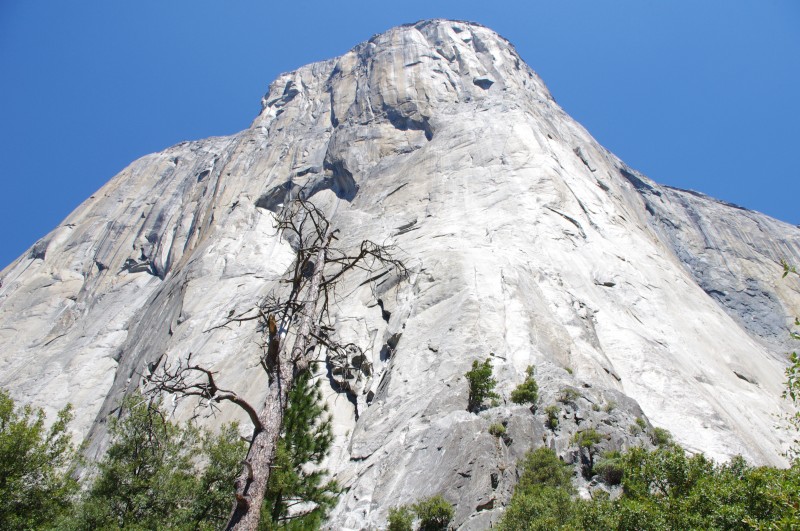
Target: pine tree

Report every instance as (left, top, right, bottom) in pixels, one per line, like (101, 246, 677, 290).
(260, 369, 340, 529)
(510, 365, 539, 410)
(465, 358, 499, 413)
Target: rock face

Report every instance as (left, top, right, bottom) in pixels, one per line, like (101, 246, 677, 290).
(2, 19, 800, 529)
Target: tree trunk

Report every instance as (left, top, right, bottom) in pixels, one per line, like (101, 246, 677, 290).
(225, 234, 329, 531)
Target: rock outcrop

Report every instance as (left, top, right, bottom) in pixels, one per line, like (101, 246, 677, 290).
(2, 19, 799, 529)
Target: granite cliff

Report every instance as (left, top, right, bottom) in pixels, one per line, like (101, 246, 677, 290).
(2, 20, 799, 529)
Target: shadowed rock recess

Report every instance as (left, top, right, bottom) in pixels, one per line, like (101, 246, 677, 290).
(2, 19, 800, 529)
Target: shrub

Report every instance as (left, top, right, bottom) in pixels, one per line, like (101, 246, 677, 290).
(573, 429, 603, 450)
(603, 400, 617, 413)
(650, 427, 673, 447)
(498, 484, 574, 531)
(558, 387, 581, 405)
(593, 451, 624, 485)
(489, 423, 507, 438)
(498, 447, 576, 530)
(465, 358, 499, 413)
(545, 405, 560, 430)
(501, 443, 800, 530)
(516, 447, 574, 492)
(412, 495, 454, 531)
(510, 366, 538, 410)
(387, 505, 414, 531)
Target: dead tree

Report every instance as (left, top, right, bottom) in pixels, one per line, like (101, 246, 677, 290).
(145, 198, 405, 531)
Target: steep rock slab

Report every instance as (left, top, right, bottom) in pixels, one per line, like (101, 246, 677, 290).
(1, 19, 799, 529)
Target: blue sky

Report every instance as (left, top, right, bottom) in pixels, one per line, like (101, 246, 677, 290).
(1, 1, 798, 269)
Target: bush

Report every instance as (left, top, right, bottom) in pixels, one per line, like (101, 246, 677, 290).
(517, 447, 574, 492)
(558, 387, 581, 405)
(465, 358, 499, 413)
(498, 447, 576, 531)
(387, 505, 414, 531)
(650, 427, 673, 447)
(498, 484, 574, 531)
(501, 443, 800, 530)
(572, 428, 603, 450)
(488, 423, 507, 438)
(412, 495, 454, 531)
(510, 366, 538, 409)
(544, 405, 560, 430)
(593, 451, 624, 485)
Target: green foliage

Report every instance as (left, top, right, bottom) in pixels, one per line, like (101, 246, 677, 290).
(510, 365, 538, 409)
(0, 389, 77, 530)
(557, 387, 580, 405)
(260, 370, 340, 529)
(387, 495, 454, 531)
(499, 484, 574, 531)
(517, 447, 574, 493)
(497, 447, 574, 531)
(197, 423, 251, 527)
(544, 405, 560, 430)
(2, 375, 339, 530)
(465, 358, 499, 413)
(784, 351, 800, 460)
(500, 443, 800, 530)
(412, 495, 454, 531)
(592, 451, 624, 485)
(572, 428, 602, 450)
(650, 426, 673, 447)
(488, 423, 506, 438)
(387, 505, 414, 531)
(603, 400, 617, 413)
(781, 261, 800, 460)
(69, 392, 246, 530)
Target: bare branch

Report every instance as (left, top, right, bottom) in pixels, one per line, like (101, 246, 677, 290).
(144, 353, 264, 433)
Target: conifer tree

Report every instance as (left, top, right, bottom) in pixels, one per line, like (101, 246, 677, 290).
(260, 368, 340, 529)
(465, 358, 499, 413)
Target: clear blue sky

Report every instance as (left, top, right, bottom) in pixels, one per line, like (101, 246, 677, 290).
(1, 1, 798, 269)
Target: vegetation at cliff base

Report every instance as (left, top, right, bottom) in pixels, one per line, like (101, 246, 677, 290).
(498, 445, 800, 530)
(387, 494, 454, 531)
(66, 393, 246, 530)
(0, 374, 341, 530)
(0, 389, 77, 530)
